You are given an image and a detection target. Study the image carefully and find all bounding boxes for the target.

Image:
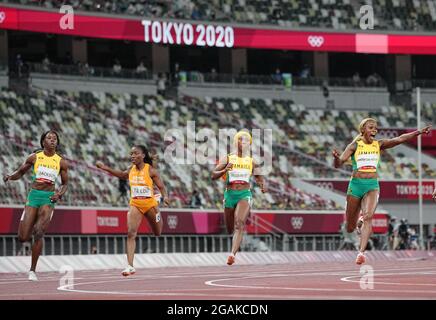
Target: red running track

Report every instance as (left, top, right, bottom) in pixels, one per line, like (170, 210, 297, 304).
(1, 258, 436, 300)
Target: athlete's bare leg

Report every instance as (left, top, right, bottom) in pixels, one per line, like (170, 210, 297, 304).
(359, 190, 379, 253)
(126, 206, 143, 267)
(231, 200, 250, 256)
(345, 195, 361, 233)
(144, 206, 162, 236)
(18, 206, 38, 243)
(30, 205, 53, 272)
(224, 208, 235, 234)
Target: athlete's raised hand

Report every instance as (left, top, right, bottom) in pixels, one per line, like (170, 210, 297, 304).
(420, 125, 432, 135)
(3, 175, 10, 183)
(96, 161, 105, 169)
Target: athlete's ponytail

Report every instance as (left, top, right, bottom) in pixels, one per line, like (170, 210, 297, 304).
(352, 118, 377, 144)
(134, 145, 153, 166)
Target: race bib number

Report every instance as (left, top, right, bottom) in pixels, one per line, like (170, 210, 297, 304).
(228, 170, 250, 183)
(356, 154, 378, 170)
(35, 166, 57, 183)
(131, 186, 152, 198)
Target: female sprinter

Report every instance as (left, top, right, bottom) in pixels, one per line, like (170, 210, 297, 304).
(333, 118, 431, 264)
(212, 130, 266, 266)
(96, 145, 169, 276)
(3, 130, 68, 281)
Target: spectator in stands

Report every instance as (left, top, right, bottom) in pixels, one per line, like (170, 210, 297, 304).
(96, 145, 170, 277)
(81, 62, 94, 76)
(117, 178, 128, 203)
(352, 72, 361, 86)
(398, 218, 409, 249)
(15, 54, 24, 78)
(300, 64, 310, 78)
(272, 68, 282, 84)
(90, 245, 98, 254)
(388, 216, 397, 250)
(190, 190, 202, 208)
(191, 4, 201, 20)
(366, 72, 380, 86)
(3, 130, 69, 281)
(157, 73, 167, 95)
(41, 55, 51, 73)
(112, 59, 122, 76)
(136, 60, 148, 77)
(210, 68, 218, 82)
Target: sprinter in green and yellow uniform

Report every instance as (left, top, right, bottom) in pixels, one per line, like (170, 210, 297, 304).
(212, 130, 266, 266)
(3, 130, 68, 281)
(333, 118, 431, 265)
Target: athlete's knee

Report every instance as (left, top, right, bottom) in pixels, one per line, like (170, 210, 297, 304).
(32, 228, 45, 241)
(127, 229, 137, 239)
(152, 227, 162, 237)
(18, 233, 31, 243)
(361, 211, 374, 222)
(234, 219, 245, 231)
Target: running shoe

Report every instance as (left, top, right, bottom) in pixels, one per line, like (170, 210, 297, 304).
(227, 255, 235, 266)
(122, 265, 136, 276)
(355, 252, 366, 265)
(28, 271, 38, 281)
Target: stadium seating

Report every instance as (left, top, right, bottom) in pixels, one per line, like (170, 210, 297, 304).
(0, 87, 344, 209)
(1, 86, 434, 209)
(8, 0, 436, 31)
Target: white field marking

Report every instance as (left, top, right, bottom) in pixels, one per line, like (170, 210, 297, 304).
(340, 270, 436, 286)
(54, 266, 436, 297)
(204, 268, 436, 295)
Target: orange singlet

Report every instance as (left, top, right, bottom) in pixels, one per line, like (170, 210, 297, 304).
(129, 164, 158, 214)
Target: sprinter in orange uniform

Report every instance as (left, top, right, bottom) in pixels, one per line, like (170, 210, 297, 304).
(96, 145, 169, 276)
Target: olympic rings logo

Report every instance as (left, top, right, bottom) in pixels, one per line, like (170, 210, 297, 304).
(315, 182, 334, 191)
(167, 215, 179, 229)
(291, 217, 304, 230)
(377, 129, 400, 139)
(308, 36, 324, 47)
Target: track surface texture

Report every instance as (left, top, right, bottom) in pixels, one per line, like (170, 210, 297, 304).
(1, 258, 436, 300)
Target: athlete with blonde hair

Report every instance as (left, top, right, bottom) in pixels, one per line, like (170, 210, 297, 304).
(212, 130, 266, 265)
(333, 118, 431, 264)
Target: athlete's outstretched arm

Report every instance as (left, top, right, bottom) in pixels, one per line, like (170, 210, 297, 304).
(3, 153, 36, 182)
(253, 160, 267, 193)
(380, 125, 432, 150)
(96, 161, 129, 180)
(332, 143, 357, 168)
(149, 167, 170, 206)
(211, 156, 232, 180)
(50, 159, 69, 203)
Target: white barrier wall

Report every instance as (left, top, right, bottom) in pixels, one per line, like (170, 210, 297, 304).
(0, 251, 434, 273)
